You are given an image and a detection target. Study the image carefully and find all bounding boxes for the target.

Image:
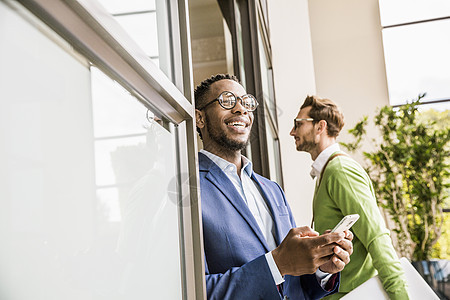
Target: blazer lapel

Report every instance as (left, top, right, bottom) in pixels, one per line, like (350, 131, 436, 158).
(199, 153, 270, 251)
(251, 173, 285, 246)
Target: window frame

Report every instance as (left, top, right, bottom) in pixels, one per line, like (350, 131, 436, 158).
(232, 0, 283, 185)
(14, 0, 205, 298)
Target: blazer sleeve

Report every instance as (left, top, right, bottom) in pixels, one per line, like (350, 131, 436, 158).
(273, 181, 341, 300)
(204, 236, 339, 300)
(202, 174, 340, 300)
(205, 254, 282, 300)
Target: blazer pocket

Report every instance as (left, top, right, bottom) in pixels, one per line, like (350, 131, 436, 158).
(276, 205, 289, 216)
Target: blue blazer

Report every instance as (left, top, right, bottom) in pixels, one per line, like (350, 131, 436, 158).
(199, 152, 339, 299)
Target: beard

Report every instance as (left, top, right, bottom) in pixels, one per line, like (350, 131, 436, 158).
(296, 139, 317, 153)
(205, 115, 249, 152)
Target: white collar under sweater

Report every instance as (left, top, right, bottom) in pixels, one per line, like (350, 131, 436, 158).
(310, 143, 341, 179)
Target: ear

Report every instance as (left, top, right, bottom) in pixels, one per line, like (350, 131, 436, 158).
(195, 109, 205, 129)
(316, 120, 328, 135)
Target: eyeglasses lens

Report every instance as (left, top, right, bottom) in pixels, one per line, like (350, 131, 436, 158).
(242, 95, 257, 111)
(218, 92, 257, 111)
(220, 92, 236, 108)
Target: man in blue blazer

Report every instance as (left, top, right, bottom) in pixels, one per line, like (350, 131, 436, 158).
(195, 74, 353, 299)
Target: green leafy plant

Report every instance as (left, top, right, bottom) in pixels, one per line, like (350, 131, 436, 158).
(341, 94, 450, 261)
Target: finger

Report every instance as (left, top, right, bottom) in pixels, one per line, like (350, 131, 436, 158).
(315, 243, 337, 258)
(333, 246, 350, 264)
(323, 229, 331, 234)
(310, 232, 345, 247)
(296, 226, 319, 237)
(336, 239, 353, 255)
(344, 230, 354, 241)
(331, 254, 346, 271)
(315, 255, 335, 267)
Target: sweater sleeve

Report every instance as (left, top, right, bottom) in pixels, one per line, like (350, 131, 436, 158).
(368, 236, 409, 299)
(326, 158, 409, 299)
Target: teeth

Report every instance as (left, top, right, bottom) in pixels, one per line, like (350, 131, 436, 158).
(227, 121, 245, 127)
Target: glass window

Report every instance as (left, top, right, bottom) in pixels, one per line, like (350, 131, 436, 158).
(265, 113, 282, 184)
(96, 0, 156, 15)
(258, 26, 277, 120)
(91, 68, 182, 299)
(235, 4, 247, 89)
(257, 15, 282, 184)
(379, 1, 450, 109)
(382, 20, 450, 105)
(379, 0, 450, 27)
(224, 18, 235, 76)
(189, 0, 232, 86)
(114, 12, 160, 58)
(97, 0, 172, 79)
(0, 2, 183, 299)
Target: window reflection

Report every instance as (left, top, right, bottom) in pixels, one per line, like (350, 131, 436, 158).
(0, 1, 183, 297)
(235, 5, 247, 88)
(97, 187, 121, 222)
(258, 26, 277, 119)
(265, 113, 282, 184)
(91, 66, 183, 299)
(91, 68, 147, 138)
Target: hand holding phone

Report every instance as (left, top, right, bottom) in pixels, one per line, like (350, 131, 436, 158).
(330, 214, 359, 233)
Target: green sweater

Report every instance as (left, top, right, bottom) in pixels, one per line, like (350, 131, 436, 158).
(313, 152, 409, 299)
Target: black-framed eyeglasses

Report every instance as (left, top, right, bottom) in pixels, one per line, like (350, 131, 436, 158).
(293, 118, 314, 129)
(198, 91, 259, 112)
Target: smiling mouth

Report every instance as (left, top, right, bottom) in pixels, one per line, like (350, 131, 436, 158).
(226, 121, 247, 128)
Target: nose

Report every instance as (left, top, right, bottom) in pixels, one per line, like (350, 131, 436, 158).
(290, 126, 296, 136)
(231, 97, 248, 114)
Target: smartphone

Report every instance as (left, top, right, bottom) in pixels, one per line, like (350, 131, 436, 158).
(330, 214, 360, 233)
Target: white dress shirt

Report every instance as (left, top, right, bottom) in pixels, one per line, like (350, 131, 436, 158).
(201, 150, 331, 287)
(200, 150, 277, 249)
(311, 143, 341, 181)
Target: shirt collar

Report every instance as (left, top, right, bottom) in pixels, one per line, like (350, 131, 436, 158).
(310, 143, 341, 179)
(200, 149, 253, 177)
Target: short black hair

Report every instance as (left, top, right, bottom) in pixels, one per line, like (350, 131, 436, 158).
(194, 74, 240, 139)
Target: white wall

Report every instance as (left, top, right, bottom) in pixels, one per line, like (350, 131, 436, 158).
(268, 0, 390, 227)
(267, 0, 317, 226)
(308, 0, 390, 156)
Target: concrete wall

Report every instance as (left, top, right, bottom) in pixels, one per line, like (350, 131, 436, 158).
(308, 0, 390, 155)
(268, 0, 390, 226)
(267, 0, 317, 226)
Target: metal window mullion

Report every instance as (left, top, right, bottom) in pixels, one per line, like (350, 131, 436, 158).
(392, 98, 450, 108)
(177, 0, 194, 102)
(382, 15, 450, 29)
(175, 121, 206, 300)
(155, 0, 174, 83)
(174, 0, 206, 299)
(112, 10, 156, 17)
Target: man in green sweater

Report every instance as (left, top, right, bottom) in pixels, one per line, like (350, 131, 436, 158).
(290, 95, 409, 299)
